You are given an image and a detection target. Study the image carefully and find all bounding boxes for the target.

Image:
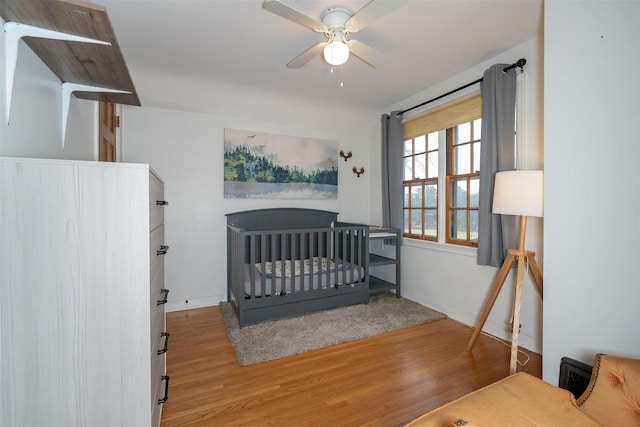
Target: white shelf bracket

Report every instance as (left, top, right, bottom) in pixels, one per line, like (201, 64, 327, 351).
(61, 82, 130, 148)
(4, 21, 111, 124)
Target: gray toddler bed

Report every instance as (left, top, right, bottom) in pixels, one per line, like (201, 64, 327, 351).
(226, 208, 370, 327)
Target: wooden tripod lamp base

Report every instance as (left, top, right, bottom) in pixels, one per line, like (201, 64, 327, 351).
(466, 244, 543, 374)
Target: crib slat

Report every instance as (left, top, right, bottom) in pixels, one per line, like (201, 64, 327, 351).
(280, 232, 287, 295)
(307, 233, 317, 290)
(301, 232, 307, 292)
(234, 231, 243, 300)
(291, 232, 298, 293)
(334, 228, 340, 287)
(260, 234, 267, 298)
(355, 229, 361, 283)
(349, 230, 359, 283)
(346, 229, 352, 284)
(271, 232, 277, 297)
(363, 228, 369, 284)
(248, 234, 255, 298)
(341, 228, 348, 285)
(317, 231, 322, 290)
(323, 230, 329, 290)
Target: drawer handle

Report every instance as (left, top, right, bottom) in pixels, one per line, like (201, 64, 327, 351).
(158, 332, 170, 355)
(158, 375, 170, 405)
(157, 245, 169, 256)
(157, 288, 169, 305)
(156, 200, 169, 206)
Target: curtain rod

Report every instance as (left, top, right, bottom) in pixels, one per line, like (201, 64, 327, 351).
(397, 58, 527, 116)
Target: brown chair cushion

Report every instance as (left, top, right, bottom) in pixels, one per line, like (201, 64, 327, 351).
(406, 372, 599, 426)
(577, 354, 640, 426)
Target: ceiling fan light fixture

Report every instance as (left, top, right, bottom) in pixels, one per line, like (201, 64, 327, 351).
(323, 40, 349, 65)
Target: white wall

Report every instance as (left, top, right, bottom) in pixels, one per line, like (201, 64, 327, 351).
(0, 20, 374, 313)
(0, 20, 97, 160)
(375, 36, 544, 354)
(120, 105, 372, 311)
(543, 1, 640, 382)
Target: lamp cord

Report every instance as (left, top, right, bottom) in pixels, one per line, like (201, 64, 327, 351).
(481, 330, 531, 367)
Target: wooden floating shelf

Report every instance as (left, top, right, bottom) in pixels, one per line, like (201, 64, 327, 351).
(0, 0, 140, 107)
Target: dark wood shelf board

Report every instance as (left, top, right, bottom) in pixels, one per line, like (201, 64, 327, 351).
(369, 253, 396, 266)
(370, 276, 398, 292)
(0, 0, 140, 106)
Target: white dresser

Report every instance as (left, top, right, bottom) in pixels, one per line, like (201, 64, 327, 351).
(0, 157, 169, 426)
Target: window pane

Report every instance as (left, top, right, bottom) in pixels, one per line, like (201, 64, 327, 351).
(403, 139, 412, 156)
(424, 210, 437, 237)
(403, 184, 409, 206)
(414, 153, 426, 179)
(403, 210, 409, 234)
(427, 151, 438, 178)
(452, 210, 467, 240)
(411, 210, 422, 234)
(411, 185, 422, 207)
(454, 144, 471, 175)
(473, 142, 481, 173)
(469, 210, 479, 242)
(427, 132, 439, 151)
(425, 182, 437, 208)
(403, 157, 412, 180)
(414, 135, 426, 153)
(455, 122, 471, 144)
(469, 177, 479, 208)
(473, 118, 482, 139)
(451, 178, 467, 208)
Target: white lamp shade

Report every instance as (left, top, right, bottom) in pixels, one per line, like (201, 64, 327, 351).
(323, 41, 349, 65)
(492, 170, 543, 217)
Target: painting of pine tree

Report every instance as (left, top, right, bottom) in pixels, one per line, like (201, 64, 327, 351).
(224, 129, 338, 199)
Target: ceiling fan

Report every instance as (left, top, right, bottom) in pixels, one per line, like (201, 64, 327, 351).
(263, 0, 407, 69)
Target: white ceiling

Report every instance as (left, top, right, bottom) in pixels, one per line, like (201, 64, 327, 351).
(98, 0, 542, 125)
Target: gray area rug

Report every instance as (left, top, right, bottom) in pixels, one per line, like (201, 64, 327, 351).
(220, 292, 446, 366)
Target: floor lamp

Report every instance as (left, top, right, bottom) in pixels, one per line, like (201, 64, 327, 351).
(467, 170, 544, 374)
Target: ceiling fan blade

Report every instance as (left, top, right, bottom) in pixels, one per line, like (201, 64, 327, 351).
(347, 39, 388, 68)
(287, 42, 326, 68)
(346, 0, 408, 32)
(263, 0, 327, 32)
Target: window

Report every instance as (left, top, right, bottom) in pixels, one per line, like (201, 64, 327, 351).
(403, 133, 439, 240)
(447, 119, 481, 246)
(402, 95, 481, 246)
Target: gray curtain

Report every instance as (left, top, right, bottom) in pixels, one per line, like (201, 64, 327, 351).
(381, 111, 404, 237)
(477, 64, 517, 267)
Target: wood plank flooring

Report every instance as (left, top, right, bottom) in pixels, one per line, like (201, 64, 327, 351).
(161, 305, 541, 426)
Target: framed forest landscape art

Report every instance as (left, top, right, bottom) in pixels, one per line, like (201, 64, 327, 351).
(224, 128, 338, 199)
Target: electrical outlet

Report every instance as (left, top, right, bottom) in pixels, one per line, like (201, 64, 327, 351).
(507, 319, 522, 333)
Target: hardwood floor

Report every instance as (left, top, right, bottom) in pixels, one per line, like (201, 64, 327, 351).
(161, 305, 541, 426)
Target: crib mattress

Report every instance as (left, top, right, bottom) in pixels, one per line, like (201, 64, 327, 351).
(242, 257, 364, 298)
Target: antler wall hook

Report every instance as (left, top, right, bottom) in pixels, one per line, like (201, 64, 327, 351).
(339, 150, 352, 162)
(352, 167, 365, 177)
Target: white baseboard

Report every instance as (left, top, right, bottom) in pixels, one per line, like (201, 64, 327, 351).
(165, 294, 225, 312)
(445, 307, 540, 354)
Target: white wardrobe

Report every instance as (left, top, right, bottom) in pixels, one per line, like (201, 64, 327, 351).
(0, 157, 169, 426)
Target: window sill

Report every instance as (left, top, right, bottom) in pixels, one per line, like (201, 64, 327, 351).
(402, 237, 477, 258)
